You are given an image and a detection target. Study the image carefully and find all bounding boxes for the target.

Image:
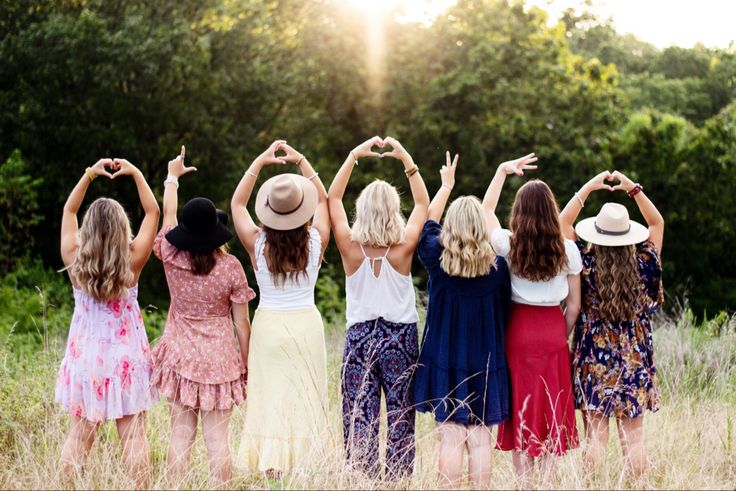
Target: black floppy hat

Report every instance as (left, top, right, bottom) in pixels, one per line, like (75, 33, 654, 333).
(165, 197, 234, 253)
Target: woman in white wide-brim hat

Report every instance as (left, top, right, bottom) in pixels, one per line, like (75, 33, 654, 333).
(560, 170, 665, 479)
(230, 140, 330, 477)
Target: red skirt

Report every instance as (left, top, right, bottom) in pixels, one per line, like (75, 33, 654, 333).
(496, 303, 579, 457)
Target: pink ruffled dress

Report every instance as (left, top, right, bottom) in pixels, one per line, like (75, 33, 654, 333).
(151, 225, 256, 411)
(55, 285, 156, 422)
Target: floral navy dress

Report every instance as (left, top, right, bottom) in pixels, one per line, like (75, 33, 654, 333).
(572, 240, 664, 418)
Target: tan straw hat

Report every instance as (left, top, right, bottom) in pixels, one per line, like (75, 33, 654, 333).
(255, 173, 318, 230)
(575, 202, 649, 246)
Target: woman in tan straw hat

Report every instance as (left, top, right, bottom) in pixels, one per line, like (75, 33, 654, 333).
(230, 140, 330, 477)
(328, 136, 429, 479)
(560, 170, 665, 480)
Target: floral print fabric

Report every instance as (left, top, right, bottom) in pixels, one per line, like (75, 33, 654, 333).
(572, 240, 664, 418)
(151, 225, 255, 411)
(55, 285, 156, 422)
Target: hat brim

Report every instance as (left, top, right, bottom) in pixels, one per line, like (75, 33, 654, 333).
(165, 222, 234, 253)
(255, 174, 319, 231)
(575, 217, 649, 247)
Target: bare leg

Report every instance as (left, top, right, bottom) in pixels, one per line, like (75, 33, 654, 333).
(60, 415, 98, 480)
(511, 450, 534, 488)
(438, 422, 467, 488)
(466, 424, 493, 489)
(617, 415, 646, 478)
(583, 411, 609, 476)
(167, 402, 198, 485)
(201, 407, 234, 487)
(116, 413, 150, 489)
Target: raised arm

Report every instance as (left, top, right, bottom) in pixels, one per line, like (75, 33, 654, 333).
(231, 140, 287, 257)
(60, 159, 114, 268)
(278, 142, 331, 253)
(611, 171, 665, 252)
(111, 158, 161, 278)
(481, 153, 538, 234)
(161, 146, 197, 229)
(427, 152, 458, 222)
(382, 136, 430, 252)
(559, 170, 614, 241)
(327, 136, 384, 254)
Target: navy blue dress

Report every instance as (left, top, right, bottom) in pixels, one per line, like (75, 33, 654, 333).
(414, 220, 512, 425)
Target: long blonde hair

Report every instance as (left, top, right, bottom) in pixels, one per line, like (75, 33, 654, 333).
(71, 198, 134, 302)
(591, 243, 640, 321)
(440, 196, 497, 278)
(351, 180, 406, 248)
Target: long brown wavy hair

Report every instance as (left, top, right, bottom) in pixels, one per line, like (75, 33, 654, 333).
(189, 244, 228, 276)
(263, 224, 311, 287)
(508, 180, 568, 282)
(591, 244, 639, 321)
(71, 198, 134, 301)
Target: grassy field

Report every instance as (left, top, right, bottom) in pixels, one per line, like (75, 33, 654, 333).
(0, 298, 734, 489)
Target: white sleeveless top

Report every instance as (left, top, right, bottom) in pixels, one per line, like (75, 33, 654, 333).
(254, 227, 322, 311)
(345, 244, 419, 327)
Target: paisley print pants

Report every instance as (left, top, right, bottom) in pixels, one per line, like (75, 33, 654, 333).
(341, 318, 419, 478)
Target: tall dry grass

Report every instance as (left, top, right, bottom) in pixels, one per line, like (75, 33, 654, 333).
(0, 311, 734, 490)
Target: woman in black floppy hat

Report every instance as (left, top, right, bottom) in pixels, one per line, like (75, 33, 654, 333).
(151, 147, 256, 486)
(560, 170, 665, 480)
(231, 140, 330, 477)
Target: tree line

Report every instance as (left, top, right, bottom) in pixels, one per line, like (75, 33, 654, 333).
(1, 0, 734, 318)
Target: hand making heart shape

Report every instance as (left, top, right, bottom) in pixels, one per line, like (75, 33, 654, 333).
(583, 169, 639, 194)
(351, 135, 413, 161)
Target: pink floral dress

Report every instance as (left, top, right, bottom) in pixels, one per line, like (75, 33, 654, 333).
(151, 226, 256, 411)
(55, 285, 156, 422)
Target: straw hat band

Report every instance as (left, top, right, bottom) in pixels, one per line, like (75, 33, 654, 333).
(594, 221, 631, 236)
(266, 193, 304, 215)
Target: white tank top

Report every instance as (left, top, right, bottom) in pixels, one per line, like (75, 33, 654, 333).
(254, 228, 321, 311)
(344, 244, 419, 327)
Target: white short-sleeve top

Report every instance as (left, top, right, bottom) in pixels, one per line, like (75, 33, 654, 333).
(254, 227, 322, 311)
(491, 228, 583, 306)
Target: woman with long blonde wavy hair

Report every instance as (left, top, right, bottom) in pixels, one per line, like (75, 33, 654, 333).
(560, 170, 665, 480)
(484, 154, 583, 486)
(328, 136, 429, 478)
(413, 153, 511, 488)
(56, 158, 160, 489)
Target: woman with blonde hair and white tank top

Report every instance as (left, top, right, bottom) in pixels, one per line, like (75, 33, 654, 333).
(328, 136, 429, 479)
(230, 140, 330, 477)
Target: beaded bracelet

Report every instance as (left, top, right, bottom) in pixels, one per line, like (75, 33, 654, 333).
(628, 184, 644, 198)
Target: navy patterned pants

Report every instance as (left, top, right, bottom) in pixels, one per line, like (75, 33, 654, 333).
(341, 318, 419, 478)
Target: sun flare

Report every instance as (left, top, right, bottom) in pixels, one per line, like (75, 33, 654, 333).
(346, 0, 456, 25)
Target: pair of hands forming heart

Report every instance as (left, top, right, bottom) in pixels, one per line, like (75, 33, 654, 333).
(585, 170, 639, 193)
(352, 136, 411, 161)
(88, 158, 141, 179)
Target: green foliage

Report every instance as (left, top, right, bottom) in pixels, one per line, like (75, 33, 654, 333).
(0, 150, 43, 275)
(0, 0, 733, 315)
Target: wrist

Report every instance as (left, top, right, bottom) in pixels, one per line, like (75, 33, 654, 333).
(401, 156, 414, 168)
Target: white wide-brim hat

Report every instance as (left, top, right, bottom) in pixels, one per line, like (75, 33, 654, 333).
(255, 173, 318, 231)
(575, 202, 649, 247)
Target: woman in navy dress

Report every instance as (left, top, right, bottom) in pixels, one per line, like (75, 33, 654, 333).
(414, 153, 511, 488)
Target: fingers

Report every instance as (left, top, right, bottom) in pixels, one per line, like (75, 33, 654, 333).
(446, 151, 451, 166)
(180, 145, 186, 161)
(452, 153, 459, 167)
(371, 135, 384, 148)
(381, 151, 397, 159)
(183, 166, 197, 174)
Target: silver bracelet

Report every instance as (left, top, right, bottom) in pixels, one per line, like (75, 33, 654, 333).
(163, 176, 179, 189)
(308, 173, 319, 181)
(574, 191, 584, 208)
(246, 170, 258, 178)
(441, 184, 453, 192)
(350, 151, 359, 166)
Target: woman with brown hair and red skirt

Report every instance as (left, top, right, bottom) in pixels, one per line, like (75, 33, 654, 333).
(482, 154, 583, 485)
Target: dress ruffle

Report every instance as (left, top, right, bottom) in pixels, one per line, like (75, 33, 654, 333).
(151, 362, 246, 411)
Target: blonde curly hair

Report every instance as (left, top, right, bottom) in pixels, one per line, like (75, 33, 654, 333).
(440, 196, 497, 278)
(70, 198, 134, 302)
(351, 180, 406, 248)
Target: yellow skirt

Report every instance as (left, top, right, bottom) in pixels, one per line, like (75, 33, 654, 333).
(237, 308, 328, 472)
